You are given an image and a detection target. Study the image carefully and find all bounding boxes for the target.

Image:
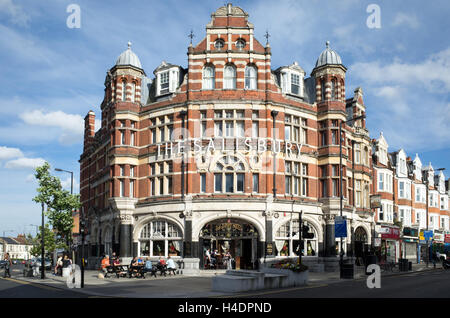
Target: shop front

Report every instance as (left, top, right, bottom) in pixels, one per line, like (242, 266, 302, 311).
(402, 227, 419, 263)
(377, 226, 401, 262)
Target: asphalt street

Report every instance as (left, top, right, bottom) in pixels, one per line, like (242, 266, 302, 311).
(0, 276, 89, 298)
(227, 269, 450, 298)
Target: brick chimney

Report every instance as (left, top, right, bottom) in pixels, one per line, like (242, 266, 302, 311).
(84, 110, 95, 151)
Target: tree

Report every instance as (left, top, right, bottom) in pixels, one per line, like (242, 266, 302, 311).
(33, 162, 80, 248)
(29, 224, 65, 257)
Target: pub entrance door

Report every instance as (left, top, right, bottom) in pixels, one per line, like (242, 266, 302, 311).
(199, 218, 259, 270)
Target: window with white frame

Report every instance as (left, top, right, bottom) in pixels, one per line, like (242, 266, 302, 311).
(275, 219, 317, 257)
(139, 220, 182, 257)
(355, 144, 361, 164)
(355, 180, 361, 207)
(214, 155, 245, 193)
(285, 161, 308, 196)
(378, 172, 384, 191)
(245, 65, 257, 90)
(214, 110, 245, 138)
(159, 71, 169, 95)
(203, 65, 215, 90)
(284, 114, 308, 144)
(223, 65, 236, 89)
(291, 73, 300, 95)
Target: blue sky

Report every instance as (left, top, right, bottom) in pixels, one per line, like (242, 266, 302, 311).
(0, 0, 449, 236)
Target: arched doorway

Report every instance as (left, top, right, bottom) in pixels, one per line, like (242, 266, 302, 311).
(354, 226, 368, 259)
(199, 218, 259, 270)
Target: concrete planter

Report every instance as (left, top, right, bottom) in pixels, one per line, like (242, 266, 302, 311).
(211, 268, 308, 293)
(261, 268, 309, 287)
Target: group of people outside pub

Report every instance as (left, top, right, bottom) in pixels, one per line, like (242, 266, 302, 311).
(100, 252, 178, 278)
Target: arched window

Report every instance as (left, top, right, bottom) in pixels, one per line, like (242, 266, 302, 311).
(275, 219, 318, 257)
(331, 79, 336, 100)
(223, 65, 236, 89)
(122, 80, 127, 102)
(320, 78, 325, 101)
(214, 155, 245, 193)
(245, 65, 257, 90)
(131, 82, 136, 102)
(139, 220, 183, 257)
(203, 65, 215, 90)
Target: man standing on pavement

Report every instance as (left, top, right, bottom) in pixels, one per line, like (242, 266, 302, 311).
(3, 253, 12, 278)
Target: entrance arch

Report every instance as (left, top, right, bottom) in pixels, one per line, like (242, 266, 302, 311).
(199, 218, 259, 270)
(354, 226, 368, 258)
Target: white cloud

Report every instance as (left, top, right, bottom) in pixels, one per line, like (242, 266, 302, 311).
(350, 47, 450, 92)
(20, 110, 84, 134)
(0, 146, 23, 160)
(392, 13, 420, 29)
(19, 109, 87, 145)
(5, 157, 46, 170)
(0, 0, 30, 26)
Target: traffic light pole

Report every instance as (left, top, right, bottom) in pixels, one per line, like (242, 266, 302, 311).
(298, 211, 303, 265)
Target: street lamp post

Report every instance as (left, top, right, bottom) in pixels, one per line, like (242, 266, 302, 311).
(55, 168, 75, 264)
(425, 168, 446, 267)
(41, 202, 45, 279)
(339, 114, 365, 275)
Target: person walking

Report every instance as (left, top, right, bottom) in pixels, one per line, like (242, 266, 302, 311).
(3, 253, 12, 278)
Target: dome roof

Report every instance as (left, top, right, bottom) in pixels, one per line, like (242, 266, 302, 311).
(115, 42, 142, 69)
(315, 41, 342, 68)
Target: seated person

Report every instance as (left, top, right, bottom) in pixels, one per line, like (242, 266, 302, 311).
(143, 257, 156, 278)
(157, 257, 167, 276)
(129, 257, 140, 277)
(100, 255, 110, 278)
(166, 256, 177, 275)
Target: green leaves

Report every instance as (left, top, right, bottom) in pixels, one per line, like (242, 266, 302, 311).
(33, 162, 80, 247)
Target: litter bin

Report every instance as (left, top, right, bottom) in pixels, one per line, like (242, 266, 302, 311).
(340, 263, 354, 279)
(23, 264, 33, 277)
(398, 259, 408, 272)
(408, 261, 412, 271)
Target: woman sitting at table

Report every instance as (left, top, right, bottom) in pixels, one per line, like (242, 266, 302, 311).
(129, 257, 140, 277)
(157, 257, 167, 276)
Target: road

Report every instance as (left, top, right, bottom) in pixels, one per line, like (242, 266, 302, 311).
(0, 276, 89, 298)
(227, 269, 450, 298)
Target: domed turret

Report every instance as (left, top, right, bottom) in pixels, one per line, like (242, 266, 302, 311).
(116, 42, 142, 69)
(315, 41, 342, 68)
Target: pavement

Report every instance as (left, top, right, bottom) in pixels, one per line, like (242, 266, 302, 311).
(2, 262, 442, 298)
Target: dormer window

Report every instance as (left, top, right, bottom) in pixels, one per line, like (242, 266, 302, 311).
(155, 64, 180, 97)
(160, 71, 169, 95)
(291, 73, 300, 95)
(215, 39, 225, 50)
(280, 67, 304, 97)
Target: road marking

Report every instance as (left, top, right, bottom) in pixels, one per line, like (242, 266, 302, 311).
(0, 277, 65, 292)
(211, 284, 329, 298)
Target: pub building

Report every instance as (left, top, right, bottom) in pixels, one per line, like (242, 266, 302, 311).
(77, 4, 449, 273)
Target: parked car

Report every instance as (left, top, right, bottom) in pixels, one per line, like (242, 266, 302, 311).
(0, 260, 6, 268)
(30, 257, 52, 270)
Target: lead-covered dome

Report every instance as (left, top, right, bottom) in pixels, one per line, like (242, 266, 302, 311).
(116, 42, 142, 69)
(315, 41, 342, 68)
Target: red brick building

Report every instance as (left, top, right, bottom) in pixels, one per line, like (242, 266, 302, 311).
(81, 4, 448, 272)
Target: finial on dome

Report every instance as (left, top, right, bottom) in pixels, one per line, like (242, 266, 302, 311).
(127, 41, 132, 49)
(326, 41, 330, 48)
